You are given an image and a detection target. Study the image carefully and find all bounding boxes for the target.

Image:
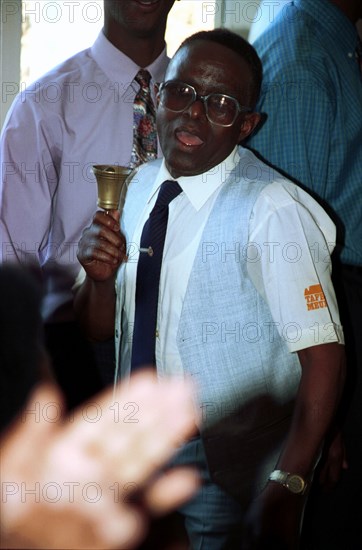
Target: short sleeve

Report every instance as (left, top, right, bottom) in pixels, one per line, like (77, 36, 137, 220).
(247, 181, 344, 352)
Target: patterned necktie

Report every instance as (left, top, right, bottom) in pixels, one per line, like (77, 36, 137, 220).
(130, 69, 158, 168)
(131, 180, 183, 370)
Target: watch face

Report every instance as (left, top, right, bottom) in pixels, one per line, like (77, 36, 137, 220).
(287, 475, 305, 494)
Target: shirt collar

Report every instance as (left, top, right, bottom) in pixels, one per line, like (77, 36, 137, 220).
(294, 0, 359, 56)
(148, 146, 241, 211)
(91, 30, 169, 96)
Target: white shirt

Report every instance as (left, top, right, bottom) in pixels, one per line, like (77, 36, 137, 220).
(122, 146, 343, 378)
(0, 31, 169, 322)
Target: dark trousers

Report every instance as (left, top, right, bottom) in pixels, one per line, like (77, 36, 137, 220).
(44, 321, 105, 410)
(301, 263, 362, 550)
(92, 338, 117, 387)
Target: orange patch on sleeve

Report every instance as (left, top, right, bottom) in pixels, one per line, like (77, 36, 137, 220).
(304, 284, 327, 311)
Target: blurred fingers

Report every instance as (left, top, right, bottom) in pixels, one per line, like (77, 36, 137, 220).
(142, 467, 200, 516)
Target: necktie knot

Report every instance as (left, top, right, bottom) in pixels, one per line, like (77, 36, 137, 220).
(153, 180, 183, 211)
(135, 69, 152, 91)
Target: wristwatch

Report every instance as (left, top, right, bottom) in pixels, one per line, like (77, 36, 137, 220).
(268, 470, 307, 494)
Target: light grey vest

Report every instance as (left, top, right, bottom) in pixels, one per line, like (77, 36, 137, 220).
(115, 150, 302, 504)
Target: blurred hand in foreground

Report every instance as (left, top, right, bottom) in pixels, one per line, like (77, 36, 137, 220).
(0, 370, 199, 549)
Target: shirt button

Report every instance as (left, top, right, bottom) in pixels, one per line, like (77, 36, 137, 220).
(155, 329, 159, 338)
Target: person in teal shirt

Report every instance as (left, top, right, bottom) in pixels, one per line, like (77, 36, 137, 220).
(247, 1, 362, 548)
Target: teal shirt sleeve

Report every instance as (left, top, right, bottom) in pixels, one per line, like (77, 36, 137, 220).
(247, 0, 362, 266)
(248, 76, 334, 197)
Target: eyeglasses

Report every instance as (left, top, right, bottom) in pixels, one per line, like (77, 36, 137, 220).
(158, 80, 252, 127)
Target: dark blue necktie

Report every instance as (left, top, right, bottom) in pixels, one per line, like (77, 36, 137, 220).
(131, 180, 182, 370)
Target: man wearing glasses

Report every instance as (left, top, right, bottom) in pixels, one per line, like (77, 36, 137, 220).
(75, 29, 345, 549)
